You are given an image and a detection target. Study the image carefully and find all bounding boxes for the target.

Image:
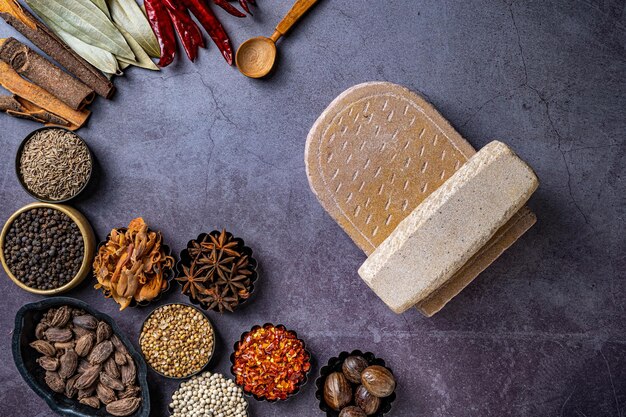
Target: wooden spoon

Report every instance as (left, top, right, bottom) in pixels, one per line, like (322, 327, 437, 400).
(236, 0, 319, 78)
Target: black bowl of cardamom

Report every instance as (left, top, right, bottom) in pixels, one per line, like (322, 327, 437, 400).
(12, 297, 150, 417)
(16, 127, 93, 204)
(175, 230, 258, 313)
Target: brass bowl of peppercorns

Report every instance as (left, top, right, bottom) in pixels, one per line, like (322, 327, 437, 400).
(315, 350, 397, 417)
(175, 230, 258, 313)
(0, 202, 96, 295)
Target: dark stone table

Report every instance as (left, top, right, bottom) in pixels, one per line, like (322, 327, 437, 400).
(1, 1, 625, 416)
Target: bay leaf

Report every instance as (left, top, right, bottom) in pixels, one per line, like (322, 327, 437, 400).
(108, 0, 160, 58)
(90, 0, 111, 18)
(26, 0, 134, 59)
(42, 14, 120, 76)
(115, 24, 159, 71)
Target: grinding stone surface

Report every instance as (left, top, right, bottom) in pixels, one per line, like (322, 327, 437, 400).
(0, 1, 625, 417)
(359, 141, 539, 313)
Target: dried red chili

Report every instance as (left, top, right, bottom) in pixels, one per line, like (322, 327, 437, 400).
(213, 0, 246, 18)
(163, 0, 205, 61)
(232, 325, 311, 401)
(145, 0, 177, 67)
(183, 0, 234, 64)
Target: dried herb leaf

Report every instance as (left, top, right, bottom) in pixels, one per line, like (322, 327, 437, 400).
(115, 24, 158, 71)
(36, 16, 120, 76)
(25, 0, 134, 59)
(108, 0, 160, 58)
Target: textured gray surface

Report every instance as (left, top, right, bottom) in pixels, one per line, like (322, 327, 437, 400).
(0, 1, 625, 416)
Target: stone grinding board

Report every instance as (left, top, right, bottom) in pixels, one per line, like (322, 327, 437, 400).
(305, 82, 537, 316)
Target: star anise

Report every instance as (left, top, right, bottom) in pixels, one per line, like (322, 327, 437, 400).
(200, 286, 238, 313)
(175, 259, 209, 300)
(201, 229, 241, 257)
(178, 230, 256, 312)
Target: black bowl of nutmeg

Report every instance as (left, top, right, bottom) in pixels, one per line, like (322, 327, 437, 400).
(16, 127, 93, 203)
(315, 350, 397, 417)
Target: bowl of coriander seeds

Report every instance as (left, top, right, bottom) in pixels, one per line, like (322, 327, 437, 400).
(139, 303, 215, 379)
(16, 127, 93, 203)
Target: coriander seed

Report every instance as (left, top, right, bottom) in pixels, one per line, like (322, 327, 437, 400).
(139, 304, 214, 378)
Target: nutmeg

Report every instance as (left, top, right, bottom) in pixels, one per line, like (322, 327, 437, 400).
(361, 365, 396, 398)
(339, 406, 367, 417)
(342, 355, 369, 384)
(324, 372, 352, 411)
(355, 385, 381, 415)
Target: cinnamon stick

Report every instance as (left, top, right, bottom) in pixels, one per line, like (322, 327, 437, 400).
(0, 0, 114, 98)
(0, 60, 90, 129)
(0, 37, 95, 110)
(0, 94, 70, 126)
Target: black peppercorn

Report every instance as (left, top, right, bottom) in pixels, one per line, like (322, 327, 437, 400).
(3, 208, 83, 290)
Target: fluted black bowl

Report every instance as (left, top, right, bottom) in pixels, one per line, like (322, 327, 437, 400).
(315, 350, 396, 417)
(12, 297, 150, 417)
(230, 323, 311, 402)
(176, 231, 258, 313)
(94, 227, 175, 309)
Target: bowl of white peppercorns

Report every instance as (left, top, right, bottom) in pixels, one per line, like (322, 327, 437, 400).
(168, 371, 249, 417)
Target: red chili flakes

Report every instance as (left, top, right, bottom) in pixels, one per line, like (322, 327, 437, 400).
(232, 324, 311, 400)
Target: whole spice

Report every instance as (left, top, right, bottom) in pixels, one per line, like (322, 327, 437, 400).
(144, 0, 176, 67)
(29, 305, 142, 416)
(361, 365, 396, 398)
(339, 406, 367, 417)
(93, 217, 174, 310)
(0, 37, 94, 110)
(4, 208, 84, 290)
(342, 355, 369, 384)
(0, 0, 115, 97)
(176, 230, 256, 313)
(354, 385, 381, 415)
(232, 324, 310, 401)
(0, 94, 69, 126)
(170, 372, 248, 417)
(324, 372, 352, 411)
(183, 0, 233, 64)
(139, 304, 214, 378)
(162, 0, 204, 61)
(0, 60, 90, 129)
(19, 128, 92, 201)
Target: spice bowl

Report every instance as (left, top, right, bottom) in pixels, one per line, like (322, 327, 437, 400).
(230, 323, 312, 402)
(12, 297, 150, 417)
(0, 202, 96, 295)
(139, 303, 216, 379)
(94, 223, 175, 309)
(176, 230, 258, 313)
(16, 127, 94, 203)
(315, 350, 397, 417)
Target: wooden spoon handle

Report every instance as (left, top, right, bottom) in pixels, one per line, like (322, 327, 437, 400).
(271, 0, 319, 41)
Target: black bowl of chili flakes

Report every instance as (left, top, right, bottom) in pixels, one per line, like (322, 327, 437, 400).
(315, 350, 397, 417)
(230, 323, 312, 402)
(175, 230, 258, 313)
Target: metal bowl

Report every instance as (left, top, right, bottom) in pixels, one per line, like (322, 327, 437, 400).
(0, 202, 96, 295)
(12, 297, 150, 417)
(15, 127, 94, 204)
(315, 350, 397, 417)
(139, 302, 216, 379)
(230, 323, 311, 402)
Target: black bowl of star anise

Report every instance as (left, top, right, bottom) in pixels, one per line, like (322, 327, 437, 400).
(175, 230, 258, 313)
